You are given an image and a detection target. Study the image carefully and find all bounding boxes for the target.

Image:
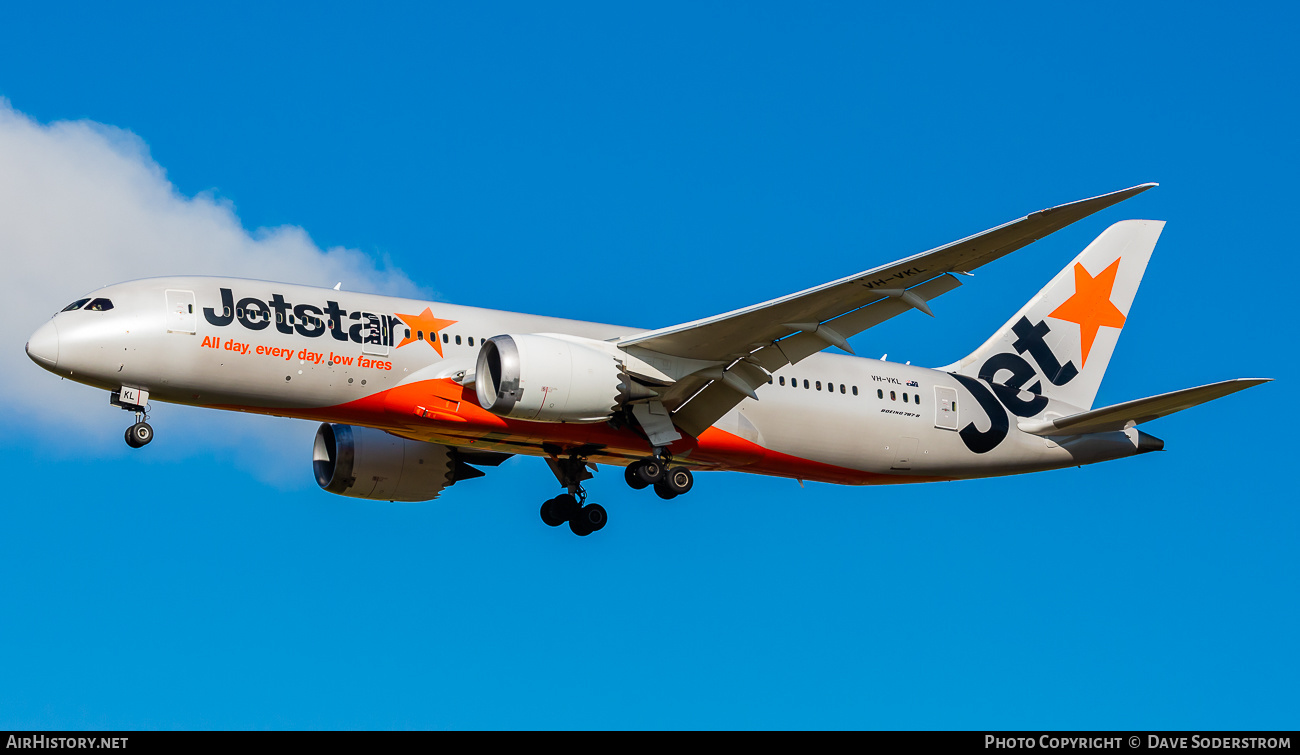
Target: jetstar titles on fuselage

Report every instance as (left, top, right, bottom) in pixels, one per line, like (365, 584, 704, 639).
(202, 287, 456, 354)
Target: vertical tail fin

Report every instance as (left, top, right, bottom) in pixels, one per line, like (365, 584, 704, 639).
(941, 219, 1165, 411)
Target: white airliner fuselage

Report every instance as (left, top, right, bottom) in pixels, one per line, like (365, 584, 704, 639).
(25, 186, 1267, 535)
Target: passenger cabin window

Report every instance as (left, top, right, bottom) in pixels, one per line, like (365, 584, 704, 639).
(890, 391, 896, 401)
(852, 386, 858, 396)
(455, 335, 462, 345)
(62, 298, 91, 312)
(779, 376, 785, 386)
(443, 333, 449, 344)
(468, 337, 475, 347)
(877, 389, 883, 399)
(85, 298, 114, 311)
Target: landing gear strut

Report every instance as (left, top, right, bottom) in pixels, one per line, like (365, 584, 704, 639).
(541, 445, 608, 536)
(625, 450, 693, 500)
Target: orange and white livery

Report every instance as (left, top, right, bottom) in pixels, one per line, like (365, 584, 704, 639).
(25, 184, 1269, 536)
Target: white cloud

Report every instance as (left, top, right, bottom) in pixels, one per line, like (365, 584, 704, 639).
(0, 100, 425, 484)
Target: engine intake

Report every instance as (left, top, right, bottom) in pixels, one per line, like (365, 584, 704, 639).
(475, 334, 626, 422)
(313, 423, 455, 501)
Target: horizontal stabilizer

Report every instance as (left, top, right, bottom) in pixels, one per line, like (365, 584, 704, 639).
(1017, 378, 1271, 436)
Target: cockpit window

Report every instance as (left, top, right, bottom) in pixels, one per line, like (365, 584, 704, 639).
(61, 298, 91, 312)
(85, 298, 114, 311)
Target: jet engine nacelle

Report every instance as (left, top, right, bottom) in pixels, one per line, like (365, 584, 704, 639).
(313, 423, 455, 501)
(475, 334, 626, 422)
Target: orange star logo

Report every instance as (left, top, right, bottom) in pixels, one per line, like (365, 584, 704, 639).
(394, 308, 458, 356)
(1048, 258, 1126, 367)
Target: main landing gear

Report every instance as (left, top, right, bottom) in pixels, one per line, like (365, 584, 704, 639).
(536, 445, 693, 536)
(541, 445, 607, 537)
(624, 452, 693, 500)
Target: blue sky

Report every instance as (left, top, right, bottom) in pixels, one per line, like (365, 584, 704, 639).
(1, 2, 1295, 729)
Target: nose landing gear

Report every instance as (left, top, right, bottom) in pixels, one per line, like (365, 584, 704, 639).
(111, 388, 153, 449)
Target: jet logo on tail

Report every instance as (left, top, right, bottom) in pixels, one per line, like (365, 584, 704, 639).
(958, 315, 1078, 453)
(953, 254, 1133, 454)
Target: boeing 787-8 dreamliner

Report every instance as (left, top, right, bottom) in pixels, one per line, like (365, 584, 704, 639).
(25, 184, 1268, 536)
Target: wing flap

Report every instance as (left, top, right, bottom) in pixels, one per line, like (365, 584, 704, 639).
(1017, 378, 1271, 436)
(667, 274, 963, 434)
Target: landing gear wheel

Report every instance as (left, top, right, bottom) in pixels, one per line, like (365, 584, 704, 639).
(541, 494, 579, 526)
(125, 422, 153, 448)
(569, 503, 607, 536)
(653, 481, 678, 500)
(540, 499, 565, 527)
(633, 458, 665, 487)
(665, 466, 693, 495)
(625, 463, 650, 490)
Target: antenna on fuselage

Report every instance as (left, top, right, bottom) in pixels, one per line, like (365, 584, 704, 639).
(333, 282, 342, 290)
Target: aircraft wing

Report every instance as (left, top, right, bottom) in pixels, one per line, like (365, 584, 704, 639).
(1017, 378, 1271, 436)
(616, 183, 1158, 435)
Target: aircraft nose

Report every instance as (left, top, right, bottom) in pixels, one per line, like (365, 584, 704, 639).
(26, 319, 59, 368)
